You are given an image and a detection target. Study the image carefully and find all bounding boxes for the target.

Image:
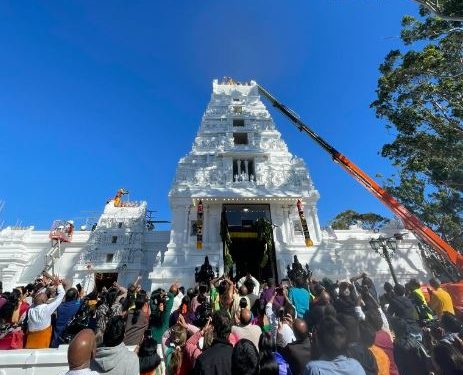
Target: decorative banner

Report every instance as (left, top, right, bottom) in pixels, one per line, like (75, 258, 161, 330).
(196, 200, 204, 249)
(220, 208, 233, 274)
(297, 199, 313, 247)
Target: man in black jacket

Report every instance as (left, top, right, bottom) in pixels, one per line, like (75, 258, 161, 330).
(281, 319, 311, 375)
(194, 310, 233, 375)
(386, 284, 420, 334)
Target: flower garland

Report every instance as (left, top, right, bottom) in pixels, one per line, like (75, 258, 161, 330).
(196, 200, 203, 249)
(256, 218, 273, 268)
(297, 199, 313, 247)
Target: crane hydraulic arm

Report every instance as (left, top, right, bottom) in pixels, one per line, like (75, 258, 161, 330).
(256, 83, 463, 270)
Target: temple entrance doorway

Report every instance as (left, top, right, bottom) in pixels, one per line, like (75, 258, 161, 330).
(95, 272, 118, 291)
(222, 204, 277, 282)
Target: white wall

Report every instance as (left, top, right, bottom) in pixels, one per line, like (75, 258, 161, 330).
(0, 347, 69, 375)
(0, 345, 138, 375)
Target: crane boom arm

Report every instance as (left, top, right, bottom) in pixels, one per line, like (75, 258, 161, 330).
(256, 83, 463, 269)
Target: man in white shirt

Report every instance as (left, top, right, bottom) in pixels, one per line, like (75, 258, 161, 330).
(170, 284, 184, 314)
(25, 278, 65, 348)
(231, 308, 262, 350)
(237, 273, 260, 295)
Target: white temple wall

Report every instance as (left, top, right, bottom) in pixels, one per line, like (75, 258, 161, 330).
(149, 200, 224, 290)
(0, 229, 88, 291)
(0, 224, 170, 292)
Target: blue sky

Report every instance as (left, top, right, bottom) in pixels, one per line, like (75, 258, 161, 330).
(0, 1, 420, 230)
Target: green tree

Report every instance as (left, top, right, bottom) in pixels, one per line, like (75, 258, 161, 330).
(371, 7, 463, 251)
(412, 0, 463, 22)
(330, 210, 390, 230)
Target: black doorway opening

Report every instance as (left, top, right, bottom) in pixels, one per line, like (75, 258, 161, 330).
(95, 272, 118, 291)
(223, 204, 277, 282)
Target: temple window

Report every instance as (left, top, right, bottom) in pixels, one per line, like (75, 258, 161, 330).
(106, 253, 114, 263)
(233, 159, 255, 182)
(233, 133, 248, 145)
(233, 119, 245, 127)
(111, 236, 118, 244)
(118, 222, 123, 228)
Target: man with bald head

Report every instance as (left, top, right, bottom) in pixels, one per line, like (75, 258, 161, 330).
(281, 319, 311, 375)
(62, 329, 98, 375)
(231, 307, 262, 350)
(25, 278, 65, 348)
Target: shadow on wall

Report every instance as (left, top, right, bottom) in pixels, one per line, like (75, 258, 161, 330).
(300, 240, 429, 293)
(17, 247, 48, 284)
(19, 247, 82, 285)
(333, 243, 429, 286)
(307, 244, 338, 278)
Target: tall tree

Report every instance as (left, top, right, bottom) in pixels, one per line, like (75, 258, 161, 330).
(330, 210, 390, 230)
(371, 7, 463, 251)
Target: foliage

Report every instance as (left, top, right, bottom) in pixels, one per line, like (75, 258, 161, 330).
(220, 210, 233, 272)
(371, 7, 463, 251)
(412, 0, 463, 22)
(224, 245, 233, 274)
(255, 218, 273, 268)
(330, 210, 390, 230)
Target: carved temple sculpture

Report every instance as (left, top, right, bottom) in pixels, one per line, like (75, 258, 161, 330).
(195, 256, 218, 284)
(286, 255, 312, 283)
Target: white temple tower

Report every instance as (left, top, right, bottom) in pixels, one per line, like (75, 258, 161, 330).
(0, 79, 430, 294)
(149, 79, 325, 288)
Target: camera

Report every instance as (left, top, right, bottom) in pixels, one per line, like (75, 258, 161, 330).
(150, 288, 166, 306)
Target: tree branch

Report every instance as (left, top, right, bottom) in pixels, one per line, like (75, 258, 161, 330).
(411, 0, 463, 22)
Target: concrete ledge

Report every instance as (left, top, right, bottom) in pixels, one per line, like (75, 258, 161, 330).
(0, 345, 137, 375)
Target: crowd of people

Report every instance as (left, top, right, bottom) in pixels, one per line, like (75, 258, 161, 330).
(0, 264, 462, 375)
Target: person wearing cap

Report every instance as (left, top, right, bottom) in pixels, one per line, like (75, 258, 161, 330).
(25, 277, 65, 348)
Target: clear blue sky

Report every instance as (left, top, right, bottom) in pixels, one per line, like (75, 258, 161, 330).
(0, 1, 419, 230)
